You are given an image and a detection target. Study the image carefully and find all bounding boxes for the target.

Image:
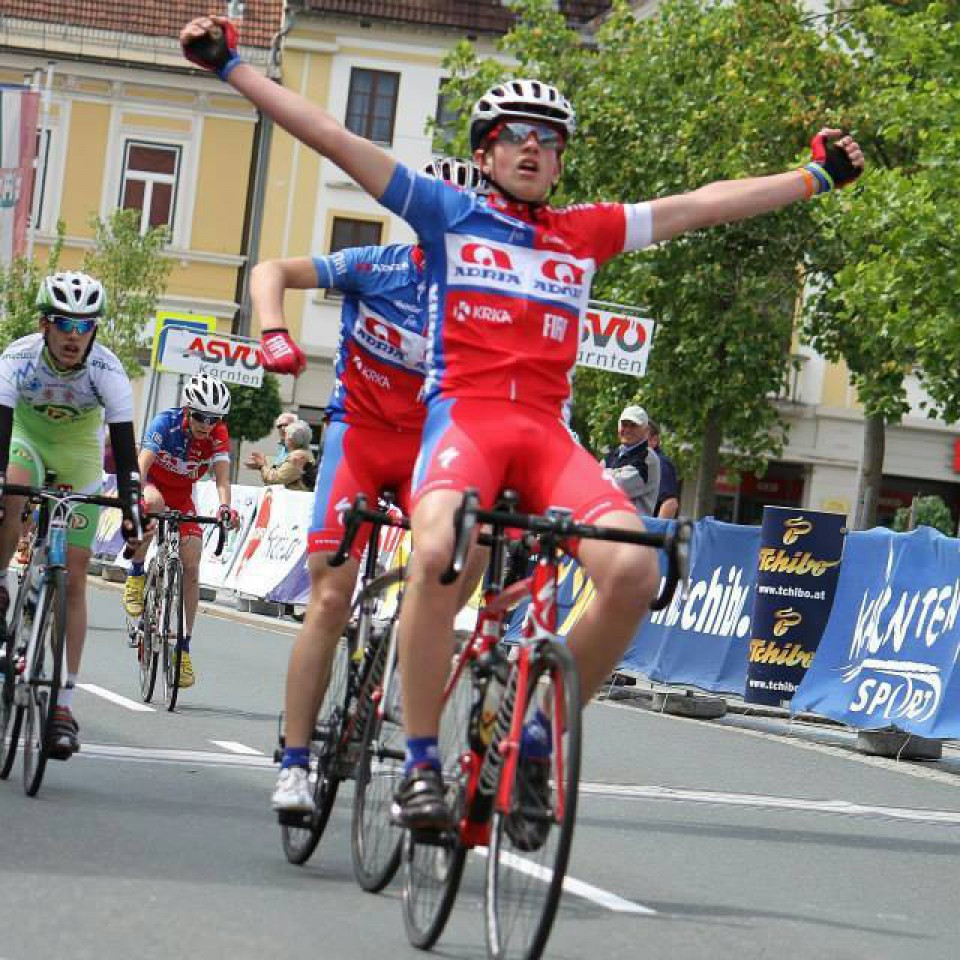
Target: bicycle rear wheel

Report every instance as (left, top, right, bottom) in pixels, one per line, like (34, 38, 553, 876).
(401, 651, 474, 949)
(138, 562, 160, 703)
(0, 623, 24, 779)
(23, 570, 67, 797)
(351, 622, 404, 892)
(485, 640, 581, 960)
(163, 562, 184, 712)
(281, 635, 351, 865)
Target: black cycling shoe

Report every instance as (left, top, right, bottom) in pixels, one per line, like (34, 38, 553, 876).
(504, 757, 552, 852)
(48, 706, 80, 760)
(391, 767, 452, 831)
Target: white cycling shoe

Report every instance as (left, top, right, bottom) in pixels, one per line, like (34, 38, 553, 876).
(271, 766, 316, 813)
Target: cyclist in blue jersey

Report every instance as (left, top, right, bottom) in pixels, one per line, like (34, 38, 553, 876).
(254, 159, 489, 813)
(181, 15, 864, 828)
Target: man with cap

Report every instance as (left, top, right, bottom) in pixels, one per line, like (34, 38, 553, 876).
(602, 405, 661, 517)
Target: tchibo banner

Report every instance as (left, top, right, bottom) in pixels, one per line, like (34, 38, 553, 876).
(793, 526, 960, 738)
(745, 506, 845, 705)
(622, 518, 760, 694)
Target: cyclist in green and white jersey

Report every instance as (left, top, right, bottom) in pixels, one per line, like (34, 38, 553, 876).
(0, 271, 143, 758)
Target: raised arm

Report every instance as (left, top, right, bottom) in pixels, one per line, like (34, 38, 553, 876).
(180, 17, 396, 199)
(648, 129, 864, 245)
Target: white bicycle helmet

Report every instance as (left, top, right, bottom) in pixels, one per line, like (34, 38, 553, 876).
(421, 156, 489, 194)
(36, 271, 106, 317)
(469, 79, 576, 151)
(182, 373, 231, 416)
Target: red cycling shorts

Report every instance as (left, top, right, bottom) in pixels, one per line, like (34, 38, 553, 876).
(145, 480, 201, 539)
(308, 420, 420, 560)
(412, 398, 635, 556)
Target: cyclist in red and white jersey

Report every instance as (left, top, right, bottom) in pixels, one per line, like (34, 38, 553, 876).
(180, 16, 864, 826)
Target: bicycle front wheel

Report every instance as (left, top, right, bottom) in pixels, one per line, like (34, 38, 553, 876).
(23, 570, 67, 797)
(163, 562, 184, 712)
(351, 623, 404, 892)
(485, 640, 582, 960)
(138, 561, 161, 702)
(281, 635, 351, 865)
(401, 651, 474, 949)
(0, 622, 24, 779)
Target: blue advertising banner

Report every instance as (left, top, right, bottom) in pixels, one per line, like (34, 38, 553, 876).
(792, 526, 960, 738)
(745, 506, 845, 705)
(621, 518, 760, 694)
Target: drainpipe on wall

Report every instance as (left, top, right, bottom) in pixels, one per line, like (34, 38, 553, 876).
(232, 6, 296, 338)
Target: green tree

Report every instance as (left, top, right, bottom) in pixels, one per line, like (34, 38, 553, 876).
(0, 222, 65, 347)
(226, 372, 282, 445)
(802, 0, 959, 528)
(81, 209, 173, 377)
(438, 0, 858, 515)
(893, 495, 954, 536)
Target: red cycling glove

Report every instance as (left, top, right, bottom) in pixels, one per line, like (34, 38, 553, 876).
(259, 327, 307, 377)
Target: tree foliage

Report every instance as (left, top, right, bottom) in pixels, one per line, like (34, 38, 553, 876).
(81, 209, 173, 377)
(226, 372, 282, 443)
(0, 222, 65, 346)
(893, 495, 954, 536)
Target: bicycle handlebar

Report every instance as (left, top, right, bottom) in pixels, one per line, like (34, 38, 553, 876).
(3, 471, 145, 542)
(328, 494, 410, 568)
(145, 509, 228, 557)
(439, 489, 693, 609)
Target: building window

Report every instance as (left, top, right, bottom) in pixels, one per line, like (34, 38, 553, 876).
(433, 78, 460, 152)
(325, 217, 384, 300)
(345, 68, 400, 145)
(119, 140, 180, 234)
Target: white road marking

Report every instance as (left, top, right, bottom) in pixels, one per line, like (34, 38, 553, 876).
(210, 740, 264, 756)
(79, 742, 273, 768)
(77, 683, 155, 713)
(581, 782, 960, 827)
(474, 847, 656, 915)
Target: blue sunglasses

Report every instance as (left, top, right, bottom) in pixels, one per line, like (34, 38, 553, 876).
(49, 315, 98, 335)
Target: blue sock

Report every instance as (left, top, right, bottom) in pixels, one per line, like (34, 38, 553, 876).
(404, 736, 440, 775)
(178, 635, 191, 653)
(130, 561, 144, 576)
(281, 746, 310, 770)
(521, 709, 552, 760)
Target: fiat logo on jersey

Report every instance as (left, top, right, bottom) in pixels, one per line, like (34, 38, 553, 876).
(461, 243, 513, 270)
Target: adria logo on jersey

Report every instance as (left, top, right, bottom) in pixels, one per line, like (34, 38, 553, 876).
(354, 305, 427, 373)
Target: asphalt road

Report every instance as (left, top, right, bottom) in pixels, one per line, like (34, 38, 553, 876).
(1, 584, 959, 960)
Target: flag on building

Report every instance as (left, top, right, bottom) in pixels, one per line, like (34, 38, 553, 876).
(0, 85, 40, 266)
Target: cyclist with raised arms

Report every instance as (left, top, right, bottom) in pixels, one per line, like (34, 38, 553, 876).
(122, 373, 237, 689)
(257, 156, 488, 814)
(0, 271, 143, 758)
(180, 16, 864, 827)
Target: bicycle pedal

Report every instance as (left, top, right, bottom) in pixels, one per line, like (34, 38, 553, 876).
(277, 810, 313, 829)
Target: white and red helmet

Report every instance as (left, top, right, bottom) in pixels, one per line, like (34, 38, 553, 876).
(469, 79, 576, 151)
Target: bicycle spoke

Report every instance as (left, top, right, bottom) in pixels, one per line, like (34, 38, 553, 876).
(485, 641, 581, 960)
(0, 626, 24, 779)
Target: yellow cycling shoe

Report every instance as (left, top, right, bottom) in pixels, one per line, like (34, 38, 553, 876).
(123, 574, 146, 618)
(177, 651, 196, 688)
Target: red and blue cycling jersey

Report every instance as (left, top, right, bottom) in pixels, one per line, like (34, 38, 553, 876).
(379, 165, 654, 417)
(142, 407, 231, 491)
(315, 243, 428, 432)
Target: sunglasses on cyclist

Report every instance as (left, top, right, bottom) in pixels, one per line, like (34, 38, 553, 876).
(490, 121, 564, 150)
(189, 411, 222, 426)
(47, 315, 98, 335)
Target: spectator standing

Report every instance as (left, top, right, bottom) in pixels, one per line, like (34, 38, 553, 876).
(602, 405, 660, 516)
(248, 418, 316, 491)
(649, 419, 680, 519)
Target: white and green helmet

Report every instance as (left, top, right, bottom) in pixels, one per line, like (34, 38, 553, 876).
(36, 271, 106, 317)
